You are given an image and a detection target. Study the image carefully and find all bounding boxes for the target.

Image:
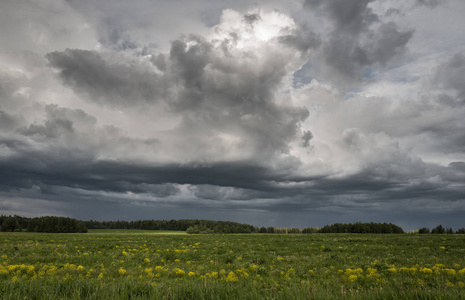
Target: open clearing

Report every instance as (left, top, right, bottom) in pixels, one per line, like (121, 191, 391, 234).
(1, 232, 464, 299)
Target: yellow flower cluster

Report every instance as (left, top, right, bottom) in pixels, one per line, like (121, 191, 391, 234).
(118, 268, 127, 275)
(173, 268, 185, 276)
(225, 271, 238, 282)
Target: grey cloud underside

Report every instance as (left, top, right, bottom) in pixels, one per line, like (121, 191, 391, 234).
(1, 135, 464, 205)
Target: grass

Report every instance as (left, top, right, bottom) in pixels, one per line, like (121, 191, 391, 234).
(1, 233, 464, 299)
(87, 229, 187, 234)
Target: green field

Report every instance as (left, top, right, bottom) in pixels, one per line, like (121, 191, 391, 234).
(87, 229, 187, 235)
(1, 232, 465, 299)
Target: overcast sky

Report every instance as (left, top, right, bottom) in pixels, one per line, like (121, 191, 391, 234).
(1, 0, 465, 231)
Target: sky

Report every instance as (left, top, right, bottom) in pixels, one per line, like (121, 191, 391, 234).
(1, 0, 465, 231)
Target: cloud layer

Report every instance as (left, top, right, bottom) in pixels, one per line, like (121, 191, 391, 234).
(1, 0, 465, 230)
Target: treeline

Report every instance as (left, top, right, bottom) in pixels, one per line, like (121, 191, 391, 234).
(316, 222, 404, 234)
(0, 215, 87, 233)
(257, 222, 404, 234)
(417, 225, 465, 234)
(5, 215, 463, 235)
(257, 227, 303, 234)
(84, 219, 256, 234)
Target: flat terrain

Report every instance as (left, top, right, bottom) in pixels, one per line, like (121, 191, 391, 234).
(1, 232, 465, 299)
(87, 229, 187, 234)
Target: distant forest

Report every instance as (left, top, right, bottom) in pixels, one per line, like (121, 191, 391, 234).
(1, 215, 464, 234)
(84, 219, 256, 234)
(0, 215, 87, 233)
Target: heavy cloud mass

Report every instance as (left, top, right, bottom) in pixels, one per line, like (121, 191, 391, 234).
(1, 0, 465, 230)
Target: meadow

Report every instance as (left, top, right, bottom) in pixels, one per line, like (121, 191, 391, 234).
(1, 231, 465, 299)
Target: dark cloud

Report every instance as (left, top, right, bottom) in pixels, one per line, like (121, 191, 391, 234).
(304, 0, 413, 85)
(301, 130, 313, 148)
(304, 0, 378, 35)
(278, 25, 321, 53)
(17, 104, 97, 139)
(370, 22, 413, 65)
(449, 161, 465, 171)
(46, 49, 168, 108)
(0, 149, 279, 196)
(434, 52, 465, 104)
(243, 13, 261, 25)
(19, 117, 74, 139)
(43, 104, 97, 128)
(169, 36, 212, 92)
(0, 110, 22, 132)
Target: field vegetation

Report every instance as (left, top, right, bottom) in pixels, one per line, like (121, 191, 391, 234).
(1, 232, 465, 299)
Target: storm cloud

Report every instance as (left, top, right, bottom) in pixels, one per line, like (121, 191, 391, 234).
(1, 0, 465, 230)
(304, 0, 413, 86)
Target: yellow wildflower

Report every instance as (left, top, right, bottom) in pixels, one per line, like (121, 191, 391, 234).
(0, 266, 8, 275)
(443, 269, 456, 275)
(225, 271, 239, 282)
(348, 275, 357, 282)
(173, 268, 185, 276)
(8, 265, 18, 272)
(420, 267, 433, 274)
